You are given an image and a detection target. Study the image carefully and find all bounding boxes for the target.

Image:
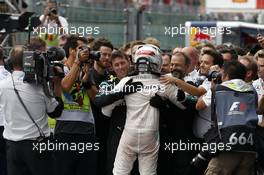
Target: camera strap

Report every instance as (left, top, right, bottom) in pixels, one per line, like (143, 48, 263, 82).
(11, 75, 45, 141)
(211, 85, 222, 139)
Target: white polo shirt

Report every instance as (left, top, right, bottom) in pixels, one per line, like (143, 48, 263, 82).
(0, 66, 10, 126)
(0, 71, 58, 141)
(39, 15, 69, 34)
(193, 78, 212, 138)
(253, 78, 264, 98)
(184, 69, 200, 83)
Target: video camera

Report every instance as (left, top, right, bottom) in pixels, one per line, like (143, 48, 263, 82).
(0, 12, 40, 33)
(23, 46, 65, 96)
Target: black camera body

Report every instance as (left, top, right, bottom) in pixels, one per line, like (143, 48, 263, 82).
(89, 51, 101, 61)
(207, 70, 222, 84)
(78, 46, 101, 62)
(23, 47, 65, 85)
(48, 8, 57, 16)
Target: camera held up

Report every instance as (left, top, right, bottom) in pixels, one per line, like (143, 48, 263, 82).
(207, 70, 222, 84)
(48, 8, 57, 16)
(78, 46, 100, 62)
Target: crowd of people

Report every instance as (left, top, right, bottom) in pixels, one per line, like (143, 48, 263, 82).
(0, 1, 264, 175)
(0, 33, 264, 175)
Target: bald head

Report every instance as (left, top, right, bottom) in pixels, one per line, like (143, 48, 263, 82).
(182, 47, 199, 73)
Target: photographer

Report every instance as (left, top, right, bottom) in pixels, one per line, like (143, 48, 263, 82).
(54, 35, 97, 175)
(38, 1, 68, 47)
(0, 46, 9, 175)
(204, 60, 258, 175)
(89, 37, 113, 175)
(0, 45, 63, 175)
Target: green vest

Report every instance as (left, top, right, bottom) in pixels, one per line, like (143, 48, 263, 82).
(61, 82, 91, 112)
(39, 33, 59, 47)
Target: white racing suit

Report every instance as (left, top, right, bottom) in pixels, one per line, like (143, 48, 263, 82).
(102, 74, 179, 175)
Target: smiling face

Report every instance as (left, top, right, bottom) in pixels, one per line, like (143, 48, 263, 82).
(112, 57, 130, 80)
(170, 54, 189, 77)
(97, 46, 112, 69)
(199, 54, 214, 76)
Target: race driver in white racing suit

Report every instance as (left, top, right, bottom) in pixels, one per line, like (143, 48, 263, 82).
(102, 44, 181, 175)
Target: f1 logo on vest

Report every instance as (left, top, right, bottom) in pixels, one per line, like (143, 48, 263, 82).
(228, 102, 247, 115)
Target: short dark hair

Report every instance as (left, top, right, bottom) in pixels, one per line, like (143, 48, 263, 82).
(63, 35, 79, 58)
(203, 50, 224, 68)
(223, 60, 246, 80)
(202, 43, 216, 50)
(233, 46, 246, 56)
(218, 48, 238, 60)
(47, 0, 57, 6)
(10, 46, 24, 68)
(77, 37, 88, 44)
(91, 37, 113, 51)
(110, 50, 128, 63)
(172, 52, 190, 66)
(239, 56, 258, 80)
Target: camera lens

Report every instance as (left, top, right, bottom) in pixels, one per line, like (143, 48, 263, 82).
(89, 51, 101, 61)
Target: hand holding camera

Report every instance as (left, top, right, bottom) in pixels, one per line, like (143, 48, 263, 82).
(76, 46, 90, 63)
(208, 65, 222, 84)
(44, 7, 58, 18)
(48, 8, 57, 16)
(76, 46, 101, 64)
